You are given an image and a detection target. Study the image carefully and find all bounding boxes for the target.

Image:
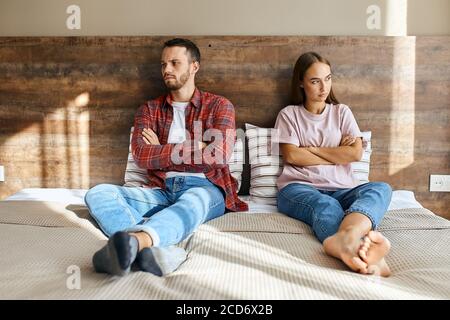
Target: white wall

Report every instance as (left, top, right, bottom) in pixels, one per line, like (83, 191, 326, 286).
(0, 0, 448, 36)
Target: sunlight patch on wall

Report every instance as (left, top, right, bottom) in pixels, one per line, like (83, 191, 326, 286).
(41, 92, 90, 188)
(385, 0, 408, 36)
(73, 92, 90, 107)
(66, 92, 90, 188)
(389, 37, 415, 176)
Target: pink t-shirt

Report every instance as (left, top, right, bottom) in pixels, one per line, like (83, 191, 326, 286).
(274, 103, 365, 191)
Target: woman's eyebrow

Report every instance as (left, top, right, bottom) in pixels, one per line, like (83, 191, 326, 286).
(309, 73, 332, 80)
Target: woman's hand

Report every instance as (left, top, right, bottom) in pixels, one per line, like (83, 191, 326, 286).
(340, 135, 356, 146)
(142, 128, 160, 145)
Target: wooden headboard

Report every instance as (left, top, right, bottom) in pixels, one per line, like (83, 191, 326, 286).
(0, 36, 448, 218)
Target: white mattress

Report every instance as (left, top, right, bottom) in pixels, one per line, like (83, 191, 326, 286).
(4, 187, 424, 212)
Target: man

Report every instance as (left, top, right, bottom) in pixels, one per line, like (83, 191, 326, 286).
(85, 38, 247, 277)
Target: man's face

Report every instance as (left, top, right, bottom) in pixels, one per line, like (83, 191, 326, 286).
(161, 46, 196, 91)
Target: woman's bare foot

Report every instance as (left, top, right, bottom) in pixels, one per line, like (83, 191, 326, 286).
(323, 228, 368, 274)
(359, 231, 392, 277)
(367, 258, 392, 277)
(359, 231, 391, 265)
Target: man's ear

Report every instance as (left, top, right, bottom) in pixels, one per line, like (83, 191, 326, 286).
(192, 61, 200, 74)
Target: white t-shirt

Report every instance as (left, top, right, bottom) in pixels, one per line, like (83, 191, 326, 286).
(166, 101, 206, 179)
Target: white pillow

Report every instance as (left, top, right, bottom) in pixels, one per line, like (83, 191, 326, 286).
(245, 123, 372, 204)
(123, 127, 244, 192)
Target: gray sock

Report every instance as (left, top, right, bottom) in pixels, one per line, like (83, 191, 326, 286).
(136, 246, 187, 276)
(92, 231, 139, 276)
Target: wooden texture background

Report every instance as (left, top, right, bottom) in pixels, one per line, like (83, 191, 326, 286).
(0, 36, 448, 218)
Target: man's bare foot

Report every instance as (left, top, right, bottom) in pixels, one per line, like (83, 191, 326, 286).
(323, 228, 368, 274)
(358, 231, 391, 265)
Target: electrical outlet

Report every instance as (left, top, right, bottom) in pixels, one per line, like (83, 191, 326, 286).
(0, 166, 4, 182)
(429, 174, 450, 192)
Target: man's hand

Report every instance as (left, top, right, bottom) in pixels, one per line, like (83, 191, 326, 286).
(142, 128, 160, 145)
(340, 135, 356, 146)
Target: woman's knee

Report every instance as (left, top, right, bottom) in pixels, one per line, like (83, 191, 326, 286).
(369, 182, 393, 198)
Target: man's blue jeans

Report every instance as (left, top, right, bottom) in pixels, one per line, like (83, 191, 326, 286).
(277, 182, 392, 243)
(84, 176, 226, 247)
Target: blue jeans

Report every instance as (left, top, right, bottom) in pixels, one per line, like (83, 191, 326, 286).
(277, 182, 392, 243)
(84, 176, 226, 247)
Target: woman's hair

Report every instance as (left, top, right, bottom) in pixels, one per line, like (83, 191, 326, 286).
(290, 51, 339, 105)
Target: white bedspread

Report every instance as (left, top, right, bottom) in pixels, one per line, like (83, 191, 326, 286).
(0, 198, 448, 300)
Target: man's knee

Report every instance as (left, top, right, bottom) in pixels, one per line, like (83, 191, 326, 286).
(85, 184, 117, 204)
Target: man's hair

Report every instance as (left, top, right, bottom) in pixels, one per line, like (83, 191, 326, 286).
(163, 38, 201, 63)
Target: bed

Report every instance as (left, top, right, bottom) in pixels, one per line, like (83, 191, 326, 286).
(1, 188, 449, 299)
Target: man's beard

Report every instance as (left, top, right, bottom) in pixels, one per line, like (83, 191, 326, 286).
(165, 70, 190, 90)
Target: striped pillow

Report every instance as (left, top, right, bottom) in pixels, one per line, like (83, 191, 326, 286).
(246, 123, 372, 204)
(228, 138, 244, 192)
(123, 127, 244, 192)
(123, 127, 148, 187)
(245, 123, 283, 204)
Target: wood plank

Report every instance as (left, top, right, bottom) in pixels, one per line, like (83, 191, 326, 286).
(0, 36, 448, 219)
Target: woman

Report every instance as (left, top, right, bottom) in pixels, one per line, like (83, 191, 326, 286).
(275, 52, 392, 277)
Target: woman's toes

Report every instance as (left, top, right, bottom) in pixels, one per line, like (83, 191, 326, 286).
(352, 257, 368, 274)
(359, 249, 368, 260)
(368, 230, 384, 243)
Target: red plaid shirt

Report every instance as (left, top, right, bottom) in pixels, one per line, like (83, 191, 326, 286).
(131, 88, 248, 212)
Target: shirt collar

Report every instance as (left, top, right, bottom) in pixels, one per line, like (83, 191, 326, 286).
(164, 88, 201, 109)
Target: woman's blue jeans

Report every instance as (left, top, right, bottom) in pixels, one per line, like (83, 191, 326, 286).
(84, 176, 225, 247)
(277, 182, 392, 243)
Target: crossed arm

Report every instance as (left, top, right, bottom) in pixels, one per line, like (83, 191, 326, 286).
(131, 102, 235, 172)
(141, 128, 229, 172)
(280, 135, 363, 166)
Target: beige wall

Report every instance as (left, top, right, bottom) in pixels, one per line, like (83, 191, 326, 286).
(0, 0, 448, 36)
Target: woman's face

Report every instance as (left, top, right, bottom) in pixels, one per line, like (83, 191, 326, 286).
(301, 62, 332, 104)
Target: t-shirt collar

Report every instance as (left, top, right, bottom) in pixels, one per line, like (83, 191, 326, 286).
(164, 88, 201, 109)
